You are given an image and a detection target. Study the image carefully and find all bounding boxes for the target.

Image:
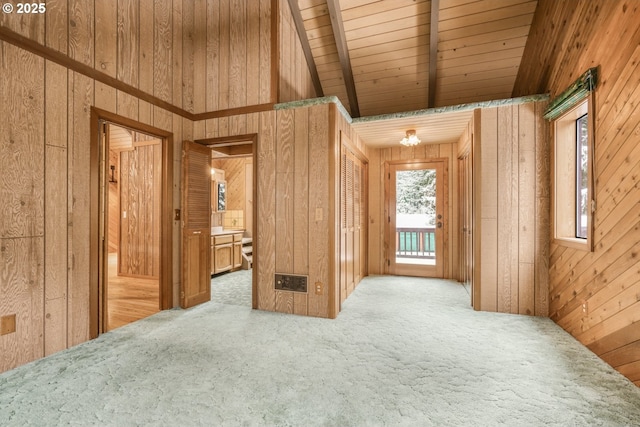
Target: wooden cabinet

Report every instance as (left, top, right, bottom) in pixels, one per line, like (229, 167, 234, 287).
(211, 232, 244, 274)
(233, 234, 243, 269)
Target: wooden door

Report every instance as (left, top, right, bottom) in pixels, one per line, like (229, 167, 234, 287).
(386, 160, 446, 278)
(181, 141, 211, 308)
(339, 140, 368, 304)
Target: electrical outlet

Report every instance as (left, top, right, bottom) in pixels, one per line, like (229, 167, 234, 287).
(582, 301, 588, 314)
(315, 282, 323, 295)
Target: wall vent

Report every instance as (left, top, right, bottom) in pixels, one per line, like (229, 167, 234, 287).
(275, 274, 308, 293)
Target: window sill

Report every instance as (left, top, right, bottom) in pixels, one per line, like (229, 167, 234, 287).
(553, 236, 591, 251)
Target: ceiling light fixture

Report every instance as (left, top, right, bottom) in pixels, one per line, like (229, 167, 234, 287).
(400, 129, 421, 146)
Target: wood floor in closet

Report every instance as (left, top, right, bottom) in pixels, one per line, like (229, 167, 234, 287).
(107, 254, 159, 331)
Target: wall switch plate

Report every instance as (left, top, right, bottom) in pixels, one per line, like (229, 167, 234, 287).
(315, 281, 323, 295)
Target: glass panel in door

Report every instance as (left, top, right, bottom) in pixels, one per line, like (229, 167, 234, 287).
(388, 161, 444, 277)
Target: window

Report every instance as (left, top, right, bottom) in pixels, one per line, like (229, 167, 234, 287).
(552, 98, 593, 250)
(545, 67, 597, 251)
(576, 113, 588, 239)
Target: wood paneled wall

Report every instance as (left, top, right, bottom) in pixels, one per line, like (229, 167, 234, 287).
(367, 143, 459, 280)
(514, 0, 640, 386)
(0, 37, 192, 373)
(194, 0, 273, 112)
(279, 0, 317, 102)
(0, 0, 193, 112)
(474, 102, 550, 316)
(195, 104, 335, 318)
(119, 143, 162, 278)
(0, 0, 317, 373)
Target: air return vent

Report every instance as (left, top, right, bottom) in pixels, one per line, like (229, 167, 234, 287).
(275, 274, 308, 293)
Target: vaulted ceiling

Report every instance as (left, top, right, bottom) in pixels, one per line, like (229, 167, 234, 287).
(288, 0, 539, 147)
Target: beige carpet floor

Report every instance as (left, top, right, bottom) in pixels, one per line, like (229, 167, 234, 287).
(1, 275, 640, 426)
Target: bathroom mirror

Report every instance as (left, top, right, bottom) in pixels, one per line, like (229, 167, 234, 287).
(217, 180, 226, 212)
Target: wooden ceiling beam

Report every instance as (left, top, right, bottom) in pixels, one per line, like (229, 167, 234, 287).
(326, 0, 360, 117)
(287, 0, 325, 97)
(428, 0, 439, 108)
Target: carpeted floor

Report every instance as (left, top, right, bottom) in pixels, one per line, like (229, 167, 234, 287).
(1, 275, 640, 426)
(210, 269, 252, 307)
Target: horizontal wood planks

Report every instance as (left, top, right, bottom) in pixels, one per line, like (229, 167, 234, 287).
(437, 0, 536, 107)
(475, 102, 549, 316)
(514, 0, 640, 385)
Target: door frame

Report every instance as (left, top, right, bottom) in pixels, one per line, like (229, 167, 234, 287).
(90, 107, 173, 338)
(384, 158, 448, 278)
(195, 134, 258, 309)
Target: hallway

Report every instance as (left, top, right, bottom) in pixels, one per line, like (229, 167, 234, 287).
(1, 276, 639, 426)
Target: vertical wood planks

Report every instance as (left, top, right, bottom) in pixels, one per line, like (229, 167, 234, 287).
(518, 102, 536, 315)
(46, 0, 68, 53)
(275, 109, 294, 276)
(257, 111, 276, 311)
(259, 0, 272, 104)
(154, 0, 173, 104)
(139, 0, 154, 94)
(0, 44, 45, 239)
(246, 0, 261, 106)
(172, 0, 183, 110)
(534, 101, 550, 317)
(116, 0, 139, 87)
(0, 43, 45, 371)
(68, 0, 94, 66)
(229, 0, 247, 108)
(44, 60, 68, 356)
(476, 102, 549, 315)
(293, 108, 310, 276)
(497, 105, 514, 313)
(0, 238, 45, 372)
(67, 72, 93, 347)
(479, 107, 498, 312)
(307, 104, 329, 317)
(95, 0, 117, 78)
(182, 0, 195, 113)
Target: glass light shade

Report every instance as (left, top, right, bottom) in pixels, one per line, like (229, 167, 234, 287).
(400, 130, 421, 146)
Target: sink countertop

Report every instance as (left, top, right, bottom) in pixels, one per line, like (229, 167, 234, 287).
(211, 228, 244, 236)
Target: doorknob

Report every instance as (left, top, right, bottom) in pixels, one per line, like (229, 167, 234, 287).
(437, 221, 442, 228)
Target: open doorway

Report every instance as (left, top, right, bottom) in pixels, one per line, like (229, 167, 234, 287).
(104, 124, 162, 330)
(90, 107, 173, 338)
(196, 135, 256, 308)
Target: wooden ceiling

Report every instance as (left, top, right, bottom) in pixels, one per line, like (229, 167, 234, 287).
(289, 0, 538, 147)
